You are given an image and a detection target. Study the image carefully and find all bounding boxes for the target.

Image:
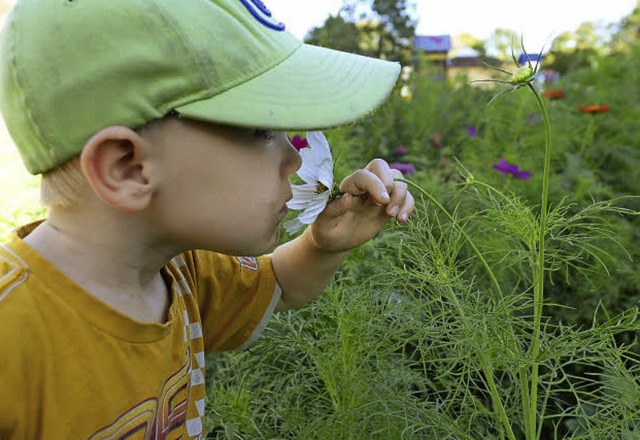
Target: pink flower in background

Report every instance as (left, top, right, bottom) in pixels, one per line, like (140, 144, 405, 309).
(390, 162, 415, 174)
(288, 135, 309, 151)
(429, 133, 442, 149)
(393, 146, 408, 155)
(492, 158, 532, 179)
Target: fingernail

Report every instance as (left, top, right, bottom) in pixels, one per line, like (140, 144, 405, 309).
(399, 212, 408, 222)
(389, 206, 399, 216)
(382, 191, 390, 202)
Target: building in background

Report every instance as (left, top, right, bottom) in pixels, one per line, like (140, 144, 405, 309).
(414, 34, 506, 86)
(413, 35, 452, 73)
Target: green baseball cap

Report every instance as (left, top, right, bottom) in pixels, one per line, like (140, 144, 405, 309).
(0, 0, 400, 175)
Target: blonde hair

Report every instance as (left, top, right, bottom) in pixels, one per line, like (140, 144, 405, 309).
(39, 114, 175, 208)
(40, 156, 90, 208)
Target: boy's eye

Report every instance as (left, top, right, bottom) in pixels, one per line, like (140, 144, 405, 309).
(254, 129, 275, 141)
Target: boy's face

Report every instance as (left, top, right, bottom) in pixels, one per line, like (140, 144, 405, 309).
(146, 117, 302, 256)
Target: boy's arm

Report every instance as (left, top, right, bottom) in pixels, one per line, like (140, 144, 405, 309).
(272, 159, 414, 311)
(272, 227, 348, 311)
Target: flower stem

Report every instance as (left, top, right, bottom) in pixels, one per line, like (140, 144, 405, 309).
(526, 83, 552, 440)
(395, 177, 515, 438)
(444, 285, 516, 440)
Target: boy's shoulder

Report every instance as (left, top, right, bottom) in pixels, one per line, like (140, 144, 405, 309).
(0, 240, 47, 376)
(0, 240, 30, 306)
(0, 237, 44, 324)
(0, 229, 67, 348)
(0, 223, 41, 307)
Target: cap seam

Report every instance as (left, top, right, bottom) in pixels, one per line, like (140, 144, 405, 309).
(6, 2, 53, 170)
(151, 1, 302, 113)
(172, 43, 303, 112)
(149, 0, 210, 94)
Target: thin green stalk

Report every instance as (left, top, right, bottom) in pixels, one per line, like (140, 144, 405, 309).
(526, 83, 553, 440)
(395, 178, 504, 300)
(475, 175, 535, 437)
(520, 365, 532, 437)
(478, 353, 516, 440)
(395, 178, 514, 438)
(445, 286, 516, 440)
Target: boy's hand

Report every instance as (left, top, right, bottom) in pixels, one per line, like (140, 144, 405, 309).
(308, 159, 414, 253)
(274, 158, 413, 310)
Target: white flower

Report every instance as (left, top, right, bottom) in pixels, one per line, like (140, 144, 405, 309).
(283, 131, 334, 234)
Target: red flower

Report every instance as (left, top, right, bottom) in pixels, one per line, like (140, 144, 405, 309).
(541, 88, 565, 100)
(578, 104, 609, 114)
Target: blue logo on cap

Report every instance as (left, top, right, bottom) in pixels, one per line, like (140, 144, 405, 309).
(239, 0, 286, 31)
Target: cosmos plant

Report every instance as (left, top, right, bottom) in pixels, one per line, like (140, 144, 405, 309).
(394, 38, 639, 439)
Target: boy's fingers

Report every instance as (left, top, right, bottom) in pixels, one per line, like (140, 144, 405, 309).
(364, 158, 395, 194)
(338, 169, 390, 205)
(395, 190, 415, 222)
(322, 192, 357, 217)
(385, 168, 409, 217)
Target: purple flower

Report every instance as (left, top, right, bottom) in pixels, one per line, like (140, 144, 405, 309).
(393, 146, 408, 156)
(492, 158, 532, 179)
(466, 125, 478, 137)
(390, 162, 415, 174)
(288, 135, 308, 151)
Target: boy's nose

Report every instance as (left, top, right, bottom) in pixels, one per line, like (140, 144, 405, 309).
(282, 135, 302, 176)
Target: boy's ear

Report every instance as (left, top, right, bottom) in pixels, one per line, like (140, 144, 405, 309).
(80, 126, 155, 213)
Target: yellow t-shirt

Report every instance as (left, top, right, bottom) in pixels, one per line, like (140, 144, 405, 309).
(0, 226, 280, 439)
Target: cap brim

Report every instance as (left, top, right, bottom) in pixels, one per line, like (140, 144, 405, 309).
(175, 44, 401, 131)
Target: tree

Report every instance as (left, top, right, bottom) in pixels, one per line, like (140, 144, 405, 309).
(369, 0, 417, 62)
(545, 23, 609, 74)
(611, 0, 640, 51)
(573, 22, 606, 51)
(305, 14, 360, 54)
(486, 28, 521, 60)
(305, 0, 417, 63)
(454, 33, 487, 57)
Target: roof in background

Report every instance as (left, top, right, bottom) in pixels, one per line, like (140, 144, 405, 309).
(518, 52, 544, 65)
(414, 35, 452, 52)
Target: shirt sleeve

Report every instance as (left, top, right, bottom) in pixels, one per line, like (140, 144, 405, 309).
(177, 250, 281, 352)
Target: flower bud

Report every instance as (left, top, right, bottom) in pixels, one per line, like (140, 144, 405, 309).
(510, 66, 534, 85)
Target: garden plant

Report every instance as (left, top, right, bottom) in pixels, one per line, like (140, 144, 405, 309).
(202, 40, 640, 439)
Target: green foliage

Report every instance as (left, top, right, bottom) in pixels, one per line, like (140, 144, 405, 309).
(611, 2, 640, 51)
(304, 14, 360, 53)
(546, 21, 619, 74)
(487, 28, 522, 61)
(206, 193, 640, 439)
(304, 0, 417, 63)
(204, 37, 640, 439)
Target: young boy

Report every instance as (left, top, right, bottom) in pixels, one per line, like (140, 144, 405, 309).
(0, 0, 414, 438)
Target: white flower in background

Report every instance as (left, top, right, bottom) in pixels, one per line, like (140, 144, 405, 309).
(283, 131, 334, 234)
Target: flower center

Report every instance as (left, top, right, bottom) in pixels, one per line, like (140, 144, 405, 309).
(315, 182, 329, 194)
